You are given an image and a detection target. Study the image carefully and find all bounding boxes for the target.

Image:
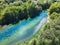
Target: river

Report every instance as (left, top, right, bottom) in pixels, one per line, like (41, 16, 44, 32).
(0, 10, 47, 45)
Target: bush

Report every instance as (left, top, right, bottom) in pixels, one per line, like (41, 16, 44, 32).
(48, 2, 60, 14)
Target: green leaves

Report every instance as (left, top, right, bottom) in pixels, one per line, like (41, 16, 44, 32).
(0, 1, 41, 25)
(48, 2, 60, 14)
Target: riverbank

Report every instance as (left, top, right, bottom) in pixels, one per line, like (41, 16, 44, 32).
(0, 10, 47, 31)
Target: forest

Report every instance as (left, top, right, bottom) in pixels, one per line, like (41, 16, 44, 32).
(0, 0, 60, 45)
(0, 0, 50, 25)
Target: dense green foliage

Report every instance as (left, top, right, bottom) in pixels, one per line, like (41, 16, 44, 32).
(14, 1, 60, 45)
(0, 0, 51, 25)
(0, 2, 40, 25)
(48, 2, 60, 14)
(0, 0, 39, 25)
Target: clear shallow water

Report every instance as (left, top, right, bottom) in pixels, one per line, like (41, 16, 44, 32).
(0, 11, 47, 45)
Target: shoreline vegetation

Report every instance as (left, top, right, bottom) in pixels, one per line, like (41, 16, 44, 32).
(0, 0, 51, 25)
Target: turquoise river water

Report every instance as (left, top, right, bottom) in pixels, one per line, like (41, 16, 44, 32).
(0, 11, 47, 45)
